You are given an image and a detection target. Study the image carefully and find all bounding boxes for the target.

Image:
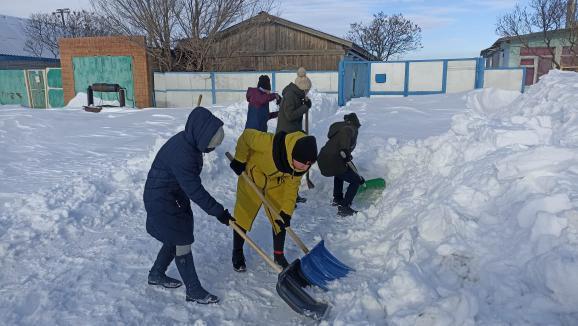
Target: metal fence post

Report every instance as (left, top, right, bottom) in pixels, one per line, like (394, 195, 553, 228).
(441, 60, 448, 94)
(475, 57, 485, 89)
(338, 60, 345, 106)
(211, 72, 216, 105)
(403, 62, 410, 97)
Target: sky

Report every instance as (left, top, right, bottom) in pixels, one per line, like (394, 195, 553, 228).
(0, 0, 529, 59)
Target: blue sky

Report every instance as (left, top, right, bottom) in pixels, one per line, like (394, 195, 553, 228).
(2, 0, 528, 59)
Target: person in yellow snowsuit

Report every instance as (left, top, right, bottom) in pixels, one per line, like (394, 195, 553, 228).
(228, 129, 318, 271)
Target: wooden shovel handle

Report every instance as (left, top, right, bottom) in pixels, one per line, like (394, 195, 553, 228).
(229, 221, 282, 273)
(226, 152, 310, 254)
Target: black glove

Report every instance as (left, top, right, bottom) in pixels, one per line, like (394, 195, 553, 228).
(303, 98, 312, 109)
(229, 159, 246, 176)
(268, 111, 279, 120)
(275, 94, 282, 105)
(275, 211, 291, 230)
(358, 175, 365, 184)
(216, 209, 235, 226)
(340, 150, 353, 162)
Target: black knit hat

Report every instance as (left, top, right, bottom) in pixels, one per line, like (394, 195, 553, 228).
(344, 113, 361, 127)
(257, 75, 271, 91)
(292, 136, 318, 164)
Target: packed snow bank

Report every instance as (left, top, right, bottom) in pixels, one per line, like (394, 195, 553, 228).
(325, 70, 578, 325)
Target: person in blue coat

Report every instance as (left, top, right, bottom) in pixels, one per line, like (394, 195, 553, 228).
(144, 106, 234, 304)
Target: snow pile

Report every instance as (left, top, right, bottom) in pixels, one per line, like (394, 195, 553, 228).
(1, 70, 578, 325)
(66, 92, 121, 108)
(327, 70, 578, 325)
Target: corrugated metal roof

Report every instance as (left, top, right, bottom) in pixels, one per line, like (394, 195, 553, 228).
(0, 14, 56, 58)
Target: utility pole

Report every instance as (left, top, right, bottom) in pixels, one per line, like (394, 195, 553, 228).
(568, 0, 576, 28)
(53, 8, 70, 30)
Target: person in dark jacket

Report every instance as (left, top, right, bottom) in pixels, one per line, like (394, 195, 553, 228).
(276, 67, 312, 134)
(144, 106, 234, 304)
(245, 75, 281, 132)
(317, 113, 363, 217)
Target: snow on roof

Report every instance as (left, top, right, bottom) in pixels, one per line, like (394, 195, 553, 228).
(0, 14, 54, 58)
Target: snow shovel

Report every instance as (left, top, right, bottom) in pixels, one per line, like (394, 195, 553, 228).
(357, 178, 386, 194)
(304, 111, 315, 189)
(229, 221, 329, 319)
(226, 152, 354, 290)
(340, 152, 386, 194)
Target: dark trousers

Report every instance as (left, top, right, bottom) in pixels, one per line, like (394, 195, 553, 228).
(333, 167, 361, 207)
(233, 227, 287, 254)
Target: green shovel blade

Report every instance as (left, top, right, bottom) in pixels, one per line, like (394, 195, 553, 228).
(357, 178, 386, 194)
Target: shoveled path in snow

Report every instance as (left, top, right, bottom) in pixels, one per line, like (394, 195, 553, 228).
(0, 92, 469, 325)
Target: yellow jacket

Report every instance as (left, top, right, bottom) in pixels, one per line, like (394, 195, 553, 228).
(233, 129, 307, 231)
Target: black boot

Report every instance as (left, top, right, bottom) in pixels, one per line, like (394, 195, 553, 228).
(296, 194, 307, 203)
(232, 228, 246, 272)
(274, 253, 289, 268)
(338, 204, 358, 217)
(148, 244, 183, 288)
(273, 228, 289, 269)
(175, 252, 219, 304)
(232, 249, 246, 272)
(331, 196, 343, 206)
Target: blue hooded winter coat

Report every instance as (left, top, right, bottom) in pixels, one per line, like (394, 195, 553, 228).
(144, 107, 225, 246)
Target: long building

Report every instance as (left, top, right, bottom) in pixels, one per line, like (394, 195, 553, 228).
(0, 15, 60, 70)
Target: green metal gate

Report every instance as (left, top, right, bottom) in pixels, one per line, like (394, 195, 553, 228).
(26, 70, 47, 108)
(0, 70, 30, 106)
(46, 68, 64, 108)
(72, 56, 135, 107)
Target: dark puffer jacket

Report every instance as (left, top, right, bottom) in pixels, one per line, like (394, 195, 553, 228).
(144, 107, 225, 245)
(317, 121, 359, 177)
(276, 82, 309, 133)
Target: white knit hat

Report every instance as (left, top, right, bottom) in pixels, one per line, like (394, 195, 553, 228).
(294, 67, 312, 91)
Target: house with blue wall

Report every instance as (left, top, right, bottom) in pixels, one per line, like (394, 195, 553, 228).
(0, 14, 60, 70)
(481, 1, 578, 86)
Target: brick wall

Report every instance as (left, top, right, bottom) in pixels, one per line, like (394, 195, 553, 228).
(59, 36, 152, 108)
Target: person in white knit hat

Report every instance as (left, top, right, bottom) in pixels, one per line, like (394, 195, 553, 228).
(276, 67, 312, 134)
(276, 67, 313, 204)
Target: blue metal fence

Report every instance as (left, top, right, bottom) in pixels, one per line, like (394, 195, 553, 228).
(154, 70, 338, 107)
(338, 57, 526, 106)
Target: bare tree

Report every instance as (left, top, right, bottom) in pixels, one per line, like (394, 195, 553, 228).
(346, 12, 422, 61)
(24, 10, 112, 58)
(91, 0, 182, 72)
(496, 0, 569, 69)
(92, 0, 275, 72)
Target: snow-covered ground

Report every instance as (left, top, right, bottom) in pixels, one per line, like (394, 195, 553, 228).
(1, 70, 578, 325)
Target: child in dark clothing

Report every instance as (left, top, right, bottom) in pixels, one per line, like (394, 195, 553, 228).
(317, 113, 364, 216)
(245, 75, 281, 132)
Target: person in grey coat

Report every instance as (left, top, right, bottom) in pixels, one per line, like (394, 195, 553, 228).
(276, 67, 312, 203)
(276, 67, 312, 134)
